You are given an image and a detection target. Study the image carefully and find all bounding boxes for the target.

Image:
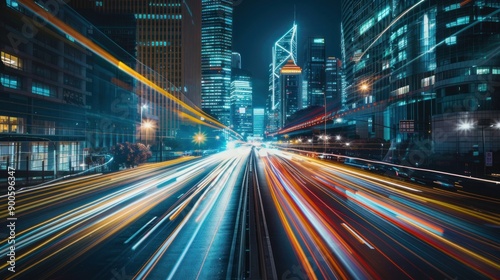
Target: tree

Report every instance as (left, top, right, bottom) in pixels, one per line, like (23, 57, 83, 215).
(110, 142, 152, 169)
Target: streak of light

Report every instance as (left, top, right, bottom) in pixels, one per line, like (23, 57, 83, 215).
(341, 223, 374, 249)
(124, 216, 157, 244)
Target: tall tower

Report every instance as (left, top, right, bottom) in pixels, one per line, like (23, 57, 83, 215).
(69, 0, 202, 142)
(230, 68, 253, 139)
(280, 60, 302, 128)
(305, 37, 326, 107)
(201, 0, 233, 127)
(325, 57, 342, 110)
(268, 23, 298, 132)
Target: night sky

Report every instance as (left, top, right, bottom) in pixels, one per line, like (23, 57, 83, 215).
(232, 0, 342, 108)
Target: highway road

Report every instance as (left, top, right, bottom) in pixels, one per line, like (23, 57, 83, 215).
(1, 146, 499, 279)
(257, 148, 500, 279)
(0, 148, 252, 279)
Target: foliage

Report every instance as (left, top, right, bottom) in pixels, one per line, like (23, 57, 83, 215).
(110, 142, 152, 169)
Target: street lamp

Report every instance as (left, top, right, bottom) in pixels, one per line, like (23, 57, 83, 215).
(140, 104, 148, 143)
(193, 131, 206, 152)
(143, 120, 153, 146)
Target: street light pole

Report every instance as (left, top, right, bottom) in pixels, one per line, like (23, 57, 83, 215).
(140, 104, 148, 143)
(324, 90, 327, 153)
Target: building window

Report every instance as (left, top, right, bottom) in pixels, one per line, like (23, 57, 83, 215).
(492, 67, 500, 74)
(359, 18, 374, 35)
(32, 82, 56, 97)
(0, 74, 20, 89)
(443, 4, 460, 11)
(0, 116, 24, 133)
(446, 16, 470, 28)
(421, 75, 435, 87)
(6, 0, 19, 9)
(1, 51, 23, 70)
(377, 6, 390, 22)
(445, 36, 457, 45)
(478, 84, 488, 92)
(32, 120, 56, 135)
(391, 85, 409, 96)
(477, 67, 490, 75)
(31, 143, 49, 170)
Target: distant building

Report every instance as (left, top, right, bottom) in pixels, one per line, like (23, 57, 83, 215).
(325, 57, 342, 110)
(304, 37, 326, 107)
(230, 68, 253, 139)
(253, 108, 265, 137)
(232, 52, 242, 69)
(280, 60, 302, 127)
(268, 23, 298, 132)
(201, 0, 233, 127)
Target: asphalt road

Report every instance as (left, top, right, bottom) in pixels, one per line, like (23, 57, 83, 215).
(255, 148, 500, 279)
(1, 146, 499, 279)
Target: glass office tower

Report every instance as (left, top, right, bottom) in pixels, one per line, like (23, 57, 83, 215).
(201, 0, 233, 127)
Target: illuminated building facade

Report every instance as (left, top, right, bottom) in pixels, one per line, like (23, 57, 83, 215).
(341, 0, 500, 167)
(70, 0, 202, 143)
(201, 0, 233, 127)
(230, 68, 253, 139)
(304, 37, 326, 107)
(432, 0, 500, 155)
(1, 1, 91, 176)
(253, 108, 265, 137)
(326, 57, 342, 110)
(268, 23, 298, 132)
(280, 60, 302, 127)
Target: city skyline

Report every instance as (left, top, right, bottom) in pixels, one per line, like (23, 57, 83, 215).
(1, 1, 500, 279)
(233, 0, 342, 107)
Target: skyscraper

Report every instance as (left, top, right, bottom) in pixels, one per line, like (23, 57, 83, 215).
(432, 0, 500, 155)
(304, 37, 326, 107)
(341, 0, 500, 164)
(231, 52, 242, 69)
(253, 108, 265, 138)
(70, 0, 202, 142)
(325, 57, 342, 110)
(230, 68, 253, 139)
(268, 23, 298, 132)
(201, 0, 233, 127)
(280, 60, 302, 127)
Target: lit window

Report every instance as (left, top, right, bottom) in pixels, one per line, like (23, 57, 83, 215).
(0, 116, 24, 133)
(478, 84, 488, 92)
(360, 18, 374, 35)
(398, 38, 407, 49)
(377, 6, 390, 21)
(391, 85, 409, 96)
(32, 82, 55, 97)
(421, 76, 435, 87)
(6, 0, 19, 9)
(443, 4, 460, 11)
(445, 36, 457, 45)
(492, 67, 500, 74)
(446, 16, 470, 28)
(0, 74, 20, 89)
(1, 51, 23, 70)
(477, 67, 490, 75)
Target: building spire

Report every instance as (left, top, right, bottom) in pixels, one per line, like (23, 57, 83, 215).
(293, 4, 296, 24)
